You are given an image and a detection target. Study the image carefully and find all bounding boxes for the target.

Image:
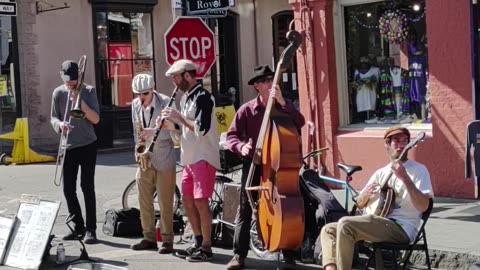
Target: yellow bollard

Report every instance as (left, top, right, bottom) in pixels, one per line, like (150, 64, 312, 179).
(0, 118, 55, 165)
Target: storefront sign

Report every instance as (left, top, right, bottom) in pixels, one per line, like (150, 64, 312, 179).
(0, 2, 16, 16)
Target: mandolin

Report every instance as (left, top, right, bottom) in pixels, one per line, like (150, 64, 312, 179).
(364, 131, 425, 217)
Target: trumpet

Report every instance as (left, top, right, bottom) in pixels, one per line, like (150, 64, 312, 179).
(54, 55, 87, 186)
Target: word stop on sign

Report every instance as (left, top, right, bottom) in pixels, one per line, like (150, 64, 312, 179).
(168, 37, 212, 61)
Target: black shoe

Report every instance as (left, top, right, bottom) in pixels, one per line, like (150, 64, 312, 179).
(186, 248, 213, 262)
(130, 239, 157, 250)
(158, 242, 174, 254)
(83, 231, 97, 244)
(175, 246, 198, 258)
(63, 229, 85, 241)
(284, 256, 296, 266)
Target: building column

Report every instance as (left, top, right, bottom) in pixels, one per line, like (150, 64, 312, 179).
(289, 0, 339, 174)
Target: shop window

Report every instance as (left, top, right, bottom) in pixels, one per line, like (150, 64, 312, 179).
(339, 0, 429, 127)
(272, 11, 298, 109)
(0, 14, 18, 150)
(0, 17, 15, 112)
(95, 10, 154, 108)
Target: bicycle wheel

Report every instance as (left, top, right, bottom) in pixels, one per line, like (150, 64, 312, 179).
(122, 179, 181, 215)
(210, 175, 233, 245)
(249, 220, 282, 261)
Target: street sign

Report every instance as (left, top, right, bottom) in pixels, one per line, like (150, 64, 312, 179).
(188, 7, 228, 18)
(164, 17, 216, 79)
(0, 2, 16, 16)
(187, 0, 229, 12)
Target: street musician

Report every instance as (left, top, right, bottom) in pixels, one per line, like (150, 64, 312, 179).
(50, 59, 99, 244)
(320, 127, 433, 270)
(129, 74, 177, 254)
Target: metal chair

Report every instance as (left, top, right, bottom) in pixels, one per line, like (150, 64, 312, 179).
(362, 198, 434, 270)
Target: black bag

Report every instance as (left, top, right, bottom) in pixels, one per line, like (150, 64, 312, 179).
(103, 208, 143, 237)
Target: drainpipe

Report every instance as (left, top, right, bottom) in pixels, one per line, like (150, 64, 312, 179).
(253, 0, 259, 65)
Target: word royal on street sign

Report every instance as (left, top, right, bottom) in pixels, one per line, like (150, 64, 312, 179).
(187, 0, 230, 12)
(0, 2, 16, 16)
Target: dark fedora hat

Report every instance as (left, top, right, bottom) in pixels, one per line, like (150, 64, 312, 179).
(248, 65, 274, 85)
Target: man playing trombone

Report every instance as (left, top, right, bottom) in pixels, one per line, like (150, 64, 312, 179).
(50, 59, 100, 244)
(129, 74, 177, 254)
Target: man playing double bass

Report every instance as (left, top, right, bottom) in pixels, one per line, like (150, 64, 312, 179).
(225, 65, 305, 270)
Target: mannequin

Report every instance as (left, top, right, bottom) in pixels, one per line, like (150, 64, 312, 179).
(353, 56, 380, 123)
(379, 58, 410, 123)
(408, 31, 428, 121)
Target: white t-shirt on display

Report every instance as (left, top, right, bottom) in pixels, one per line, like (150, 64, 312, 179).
(354, 66, 380, 112)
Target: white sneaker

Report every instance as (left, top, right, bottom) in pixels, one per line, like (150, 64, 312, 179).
(364, 117, 378, 124)
(399, 115, 413, 124)
(390, 119, 400, 124)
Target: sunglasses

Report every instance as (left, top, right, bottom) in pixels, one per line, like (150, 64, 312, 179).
(135, 91, 150, 96)
(256, 76, 274, 84)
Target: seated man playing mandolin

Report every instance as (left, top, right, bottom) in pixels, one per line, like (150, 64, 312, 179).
(320, 126, 433, 270)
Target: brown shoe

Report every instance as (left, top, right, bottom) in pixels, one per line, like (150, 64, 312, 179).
(158, 242, 174, 254)
(227, 254, 245, 270)
(130, 239, 157, 250)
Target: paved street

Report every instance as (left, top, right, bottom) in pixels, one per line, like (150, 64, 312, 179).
(0, 152, 300, 270)
(0, 151, 480, 270)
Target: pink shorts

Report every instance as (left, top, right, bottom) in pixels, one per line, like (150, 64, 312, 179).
(181, 160, 216, 199)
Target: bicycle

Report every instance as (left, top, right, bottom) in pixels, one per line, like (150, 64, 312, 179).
(121, 156, 243, 244)
(248, 148, 362, 262)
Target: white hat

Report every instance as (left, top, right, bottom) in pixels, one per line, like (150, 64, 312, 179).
(165, 59, 197, 76)
(132, 74, 154, 94)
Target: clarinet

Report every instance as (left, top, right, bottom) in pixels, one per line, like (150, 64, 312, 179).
(144, 87, 179, 153)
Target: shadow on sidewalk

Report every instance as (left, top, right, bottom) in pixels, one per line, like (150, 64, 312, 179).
(97, 239, 132, 249)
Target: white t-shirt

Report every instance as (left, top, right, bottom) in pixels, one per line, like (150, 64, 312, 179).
(364, 160, 433, 241)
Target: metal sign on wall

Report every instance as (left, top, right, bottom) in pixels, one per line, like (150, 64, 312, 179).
(0, 2, 16, 16)
(186, 0, 233, 18)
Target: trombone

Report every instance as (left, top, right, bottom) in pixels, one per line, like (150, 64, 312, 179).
(53, 55, 87, 186)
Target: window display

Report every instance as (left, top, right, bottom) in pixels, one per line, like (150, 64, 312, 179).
(345, 0, 428, 125)
(95, 11, 154, 108)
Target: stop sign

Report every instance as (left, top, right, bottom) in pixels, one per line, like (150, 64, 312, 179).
(164, 17, 216, 79)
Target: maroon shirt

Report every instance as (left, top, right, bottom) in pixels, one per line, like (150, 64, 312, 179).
(225, 96, 305, 159)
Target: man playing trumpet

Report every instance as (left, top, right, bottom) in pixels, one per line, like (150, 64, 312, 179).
(130, 74, 177, 254)
(50, 60, 100, 244)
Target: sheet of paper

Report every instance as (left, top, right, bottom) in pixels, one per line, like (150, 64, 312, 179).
(0, 216, 15, 264)
(4, 200, 60, 270)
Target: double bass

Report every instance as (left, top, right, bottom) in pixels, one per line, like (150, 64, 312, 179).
(245, 30, 304, 252)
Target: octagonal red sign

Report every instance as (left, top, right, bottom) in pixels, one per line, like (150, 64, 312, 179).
(164, 17, 216, 79)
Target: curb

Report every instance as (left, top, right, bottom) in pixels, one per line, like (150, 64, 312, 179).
(410, 249, 480, 270)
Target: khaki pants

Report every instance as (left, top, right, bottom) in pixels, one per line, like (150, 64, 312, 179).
(136, 166, 176, 243)
(321, 215, 410, 270)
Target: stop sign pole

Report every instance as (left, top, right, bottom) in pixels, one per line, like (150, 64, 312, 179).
(164, 17, 216, 79)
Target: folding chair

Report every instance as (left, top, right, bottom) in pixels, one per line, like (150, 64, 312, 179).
(362, 198, 434, 270)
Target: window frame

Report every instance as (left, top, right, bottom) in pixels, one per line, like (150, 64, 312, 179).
(91, 4, 156, 109)
(333, 0, 431, 132)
